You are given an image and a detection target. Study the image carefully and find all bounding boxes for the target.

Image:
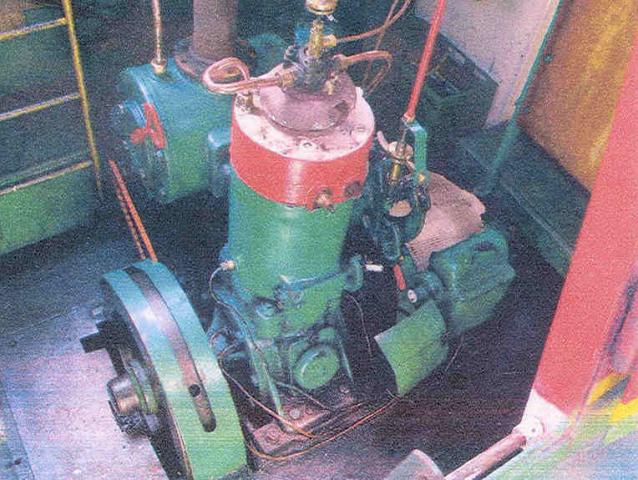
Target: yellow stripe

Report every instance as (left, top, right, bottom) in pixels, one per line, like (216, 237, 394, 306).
(587, 373, 626, 406)
(610, 396, 638, 423)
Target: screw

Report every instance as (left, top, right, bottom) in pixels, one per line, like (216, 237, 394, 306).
(289, 408, 302, 420)
(338, 384, 350, 395)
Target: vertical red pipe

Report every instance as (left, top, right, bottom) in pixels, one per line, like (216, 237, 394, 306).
(527, 32, 638, 421)
(403, 0, 447, 123)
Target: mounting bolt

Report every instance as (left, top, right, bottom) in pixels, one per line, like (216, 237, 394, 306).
(407, 289, 418, 304)
(220, 260, 236, 271)
(338, 384, 350, 395)
(289, 407, 302, 420)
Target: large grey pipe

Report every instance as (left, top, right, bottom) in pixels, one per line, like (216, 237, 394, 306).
(191, 0, 239, 62)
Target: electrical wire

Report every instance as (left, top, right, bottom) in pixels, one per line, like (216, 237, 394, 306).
(218, 346, 317, 439)
(245, 397, 399, 462)
(275, 381, 334, 412)
(343, 292, 372, 359)
(336, 0, 413, 44)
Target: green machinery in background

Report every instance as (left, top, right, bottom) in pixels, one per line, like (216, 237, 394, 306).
(0, 0, 101, 256)
(82, 2, 515, 479)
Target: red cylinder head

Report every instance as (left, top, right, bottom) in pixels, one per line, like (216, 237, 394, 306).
(230, 73, 375, 209)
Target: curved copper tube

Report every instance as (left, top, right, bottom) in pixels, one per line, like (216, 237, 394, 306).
(335, 50, 393, 94)
(336, 0, 413, 44)
(201, 57, 296, 95)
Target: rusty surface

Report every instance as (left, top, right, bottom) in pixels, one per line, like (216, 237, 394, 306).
(250, 385, 358, 457)
(191, 0, 237, 62)
(445, 432, 526, 480)
(407, 173, 485, 271)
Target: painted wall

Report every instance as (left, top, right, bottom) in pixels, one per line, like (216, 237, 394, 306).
(522, 0, 638, 190)
(416, 0, 559, 125)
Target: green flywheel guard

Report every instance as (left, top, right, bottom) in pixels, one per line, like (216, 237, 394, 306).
(102, 260, 246, 480)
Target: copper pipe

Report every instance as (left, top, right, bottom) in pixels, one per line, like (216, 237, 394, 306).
(445, 432, 526, 480)
(337, 0, 413, 44)
(150, 0, 166, 75)
(201, 58, 295, 95)
(362, 0, 401, 84)
(191, 0, 238, 62)
(335, 50, 393, 94)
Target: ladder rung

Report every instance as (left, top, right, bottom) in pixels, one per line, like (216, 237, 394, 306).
(0, 17, 67, 43)
(0, 92, 80, 123)
(0, 159, 91, 196)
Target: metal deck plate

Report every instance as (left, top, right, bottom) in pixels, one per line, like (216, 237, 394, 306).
(0, 305, 167, 480)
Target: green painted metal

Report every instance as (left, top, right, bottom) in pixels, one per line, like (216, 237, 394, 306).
(375, 300, 448, 396)
(112, 60, 233, 203)
(103, 260, 246, 480)
(356, 121, 431, 264)
(0, 154, 96, 255)
(455, 127, 588, 275)
(376, 227, 514, 393)
(429, 227, 515, 335)
(477, 0, 565, 195)
(228, 172, 353, 325)
(112, 34, 287, 203)
(209, 172, 361, 403)
(293, 343, 340, 391)
(0, 6, 72, 97)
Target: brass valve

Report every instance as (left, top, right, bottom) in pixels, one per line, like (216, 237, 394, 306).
(307, 19, 337, 58)
(305, 0, 338, 16)
(377, 131, 415, 184)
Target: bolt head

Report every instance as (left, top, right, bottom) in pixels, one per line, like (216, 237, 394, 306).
(407, 289, 418, 304)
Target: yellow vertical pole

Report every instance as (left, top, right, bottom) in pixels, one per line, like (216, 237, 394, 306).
(61, 0, 103, 195)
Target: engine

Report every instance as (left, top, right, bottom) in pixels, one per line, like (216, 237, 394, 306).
(82, 1, 515, 479)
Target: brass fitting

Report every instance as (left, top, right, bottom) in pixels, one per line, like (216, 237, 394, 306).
(307, 19, 336, 58)
(306, 0, 338, 16)
(377, 131, 414, 184)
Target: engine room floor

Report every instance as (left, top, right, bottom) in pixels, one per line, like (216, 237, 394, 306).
(0, 193, 562, 480)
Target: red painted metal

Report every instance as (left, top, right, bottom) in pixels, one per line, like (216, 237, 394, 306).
(529, 33, 638, 417)
(393, 265, 407, 291)
(403, 0, 447, 123)
(130, 103, 167, 150)
(230, 91, 374, 209)
(612, 289, 638, 375)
